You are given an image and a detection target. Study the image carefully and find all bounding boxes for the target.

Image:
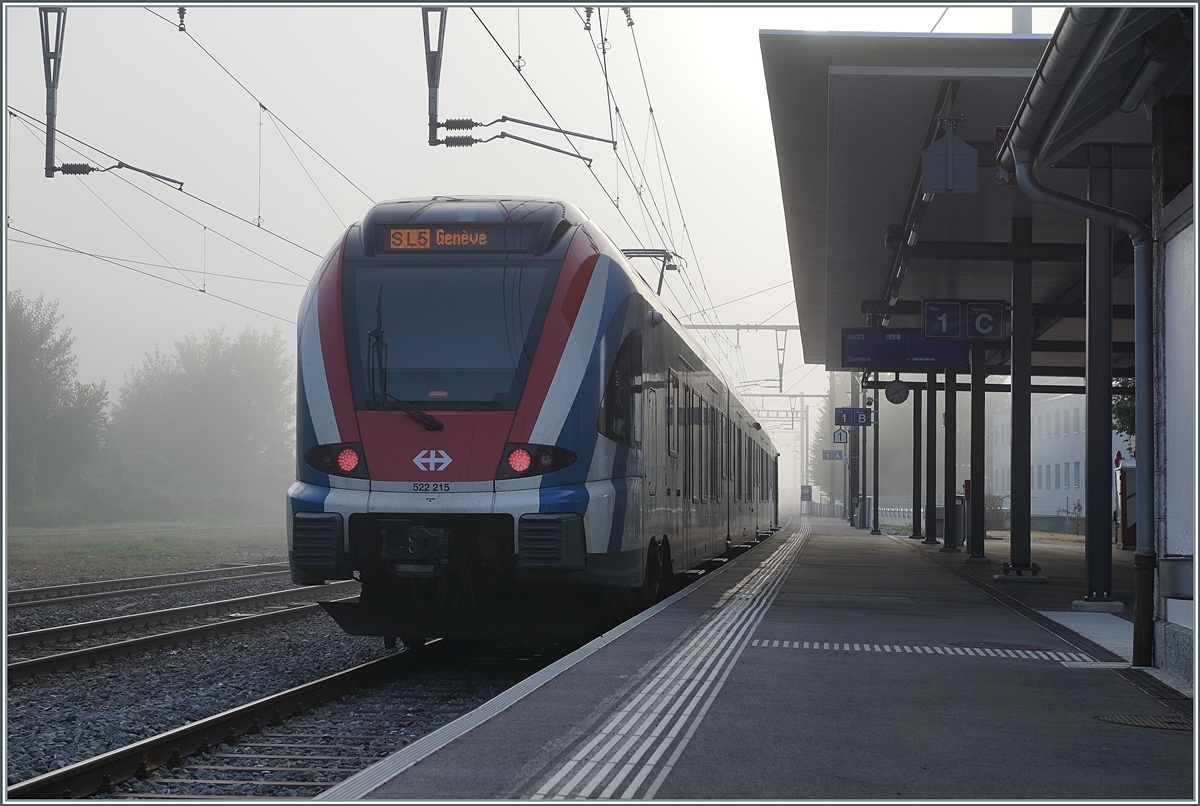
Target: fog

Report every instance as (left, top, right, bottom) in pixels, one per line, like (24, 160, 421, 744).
(5, 5, 1065, 515)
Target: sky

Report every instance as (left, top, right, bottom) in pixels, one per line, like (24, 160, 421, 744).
(4, 3, 1065, 474)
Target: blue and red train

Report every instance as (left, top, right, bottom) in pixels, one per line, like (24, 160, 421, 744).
(287, 197, 779, 644)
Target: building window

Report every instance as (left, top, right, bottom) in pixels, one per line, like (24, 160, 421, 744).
(1073, 408, 1080, 433)
(1037, 465, 1042, 489)
(1074, 461, 1080, 488)
(1055, 464, 1061, 488)
(1054, 412, 1060, 437)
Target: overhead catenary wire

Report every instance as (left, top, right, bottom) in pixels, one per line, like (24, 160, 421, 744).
(7, 106, 315, 275)
(578, 9, 747, 380)
(680, 281, 793, 319)
(625, 16, 735, 345)
(264, 111, 345, 229)
(8, 227, 296, 324)
(576, 8, 750, 386)
(143, 6, 375, 207)
(8, 236, 307, 287)
(10, 112, 200, 290)
(469, 8, 647, 252)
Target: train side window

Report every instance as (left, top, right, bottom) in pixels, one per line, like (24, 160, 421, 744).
(720, 413, 728, 480)
(729, 431, 739, 501)
(597, 331, 642, 448)
(667, 371, 679, 457)
(691, 389, 701, 503)
(705, 405, 715, 501)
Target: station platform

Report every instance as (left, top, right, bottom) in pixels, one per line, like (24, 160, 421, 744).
(321, 517, 1195, 801)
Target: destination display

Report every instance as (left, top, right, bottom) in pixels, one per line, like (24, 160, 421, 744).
(376, 223, 539, 253)
(841, 327, 969, 370)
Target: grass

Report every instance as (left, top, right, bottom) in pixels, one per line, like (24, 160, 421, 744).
(5, 525, 288, 587)
(985, 530, 1087, 543)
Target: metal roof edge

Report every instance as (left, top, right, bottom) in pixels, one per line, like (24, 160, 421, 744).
(760, 29, 1051, 40)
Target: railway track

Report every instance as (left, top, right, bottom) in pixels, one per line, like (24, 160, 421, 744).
(7, 531, 782, 799)
(7, 564, 291, 609)
(8, 581, 358, 652)
(6, 639, 570, 800)
(6, 593, 359, 683)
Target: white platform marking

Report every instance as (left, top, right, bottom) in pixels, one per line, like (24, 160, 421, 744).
(750, 641, 1095, 663)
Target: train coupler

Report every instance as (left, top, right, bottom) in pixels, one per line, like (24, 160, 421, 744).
(382, 521, 449, 578)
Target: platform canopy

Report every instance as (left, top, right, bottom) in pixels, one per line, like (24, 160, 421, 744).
(760, 27, 1154, 372)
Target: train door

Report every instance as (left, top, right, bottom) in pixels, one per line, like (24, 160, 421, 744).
(646, 386, 658, 545)
(666, 370, 682, 575)
(682, 384, 695, 566)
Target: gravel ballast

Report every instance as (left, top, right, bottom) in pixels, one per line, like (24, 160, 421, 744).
(6, 614, 392, 787)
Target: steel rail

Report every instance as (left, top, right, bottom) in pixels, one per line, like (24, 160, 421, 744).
(5, 651, 408, 800)
(7, 571, 291, 610)
(8, 582, 358, 650)
(7, 597, 357, 683)
(7, 563, 289, 606)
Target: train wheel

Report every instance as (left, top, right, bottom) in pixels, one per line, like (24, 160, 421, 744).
(637, 540, 664, 608)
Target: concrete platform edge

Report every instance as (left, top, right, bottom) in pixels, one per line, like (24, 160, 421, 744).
(316, 528, 791, 801)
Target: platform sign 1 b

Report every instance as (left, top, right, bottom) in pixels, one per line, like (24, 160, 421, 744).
(834, 407, 873, 426)
(800, 485, 812, 502)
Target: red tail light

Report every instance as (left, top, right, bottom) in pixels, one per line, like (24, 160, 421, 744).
(496, 443, 577, 479)
(507, 448, 532, 473)
(336, 448, 360, 472)
(304, 443, 369, 479)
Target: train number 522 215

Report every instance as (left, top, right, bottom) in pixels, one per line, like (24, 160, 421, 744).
(412, 482, 451, 492)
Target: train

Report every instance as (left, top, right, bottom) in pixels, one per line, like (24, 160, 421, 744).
(286, 196, 779, 645)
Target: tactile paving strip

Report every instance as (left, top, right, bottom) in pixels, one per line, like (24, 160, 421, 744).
(749, 638, 1095, 662)
(1097, 714, 1193, 731)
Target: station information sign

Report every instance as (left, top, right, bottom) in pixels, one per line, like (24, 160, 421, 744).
(841, 327, 968, 370)
(921, 299, 1007, 340)
(835, 407, 873, 426)
(801, 485, 813, 502)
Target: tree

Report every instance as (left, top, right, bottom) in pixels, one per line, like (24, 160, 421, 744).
(5, 291, 108, 504)
(108, 327, 294, 518)
(1112, 377, 1136, 456)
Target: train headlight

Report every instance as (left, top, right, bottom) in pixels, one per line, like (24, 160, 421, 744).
(304, 443, 369, 478)
(496, 443, 577, 479)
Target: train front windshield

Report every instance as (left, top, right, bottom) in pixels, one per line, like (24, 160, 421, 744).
(344, 262, 561, 410)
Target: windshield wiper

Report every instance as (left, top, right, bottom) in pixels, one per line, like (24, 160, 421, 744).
(366, 284, 443, 431)
(380, 393, 444, 431)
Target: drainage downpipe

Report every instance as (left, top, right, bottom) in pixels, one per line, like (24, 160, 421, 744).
(1013, 160, 1155, 667)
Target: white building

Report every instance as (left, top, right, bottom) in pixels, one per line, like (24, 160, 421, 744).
(992, 391, 1131, 527)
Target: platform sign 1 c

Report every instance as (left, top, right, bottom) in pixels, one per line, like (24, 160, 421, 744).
(801, 485, 812, 502)
(923, 299, 1007, 341)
